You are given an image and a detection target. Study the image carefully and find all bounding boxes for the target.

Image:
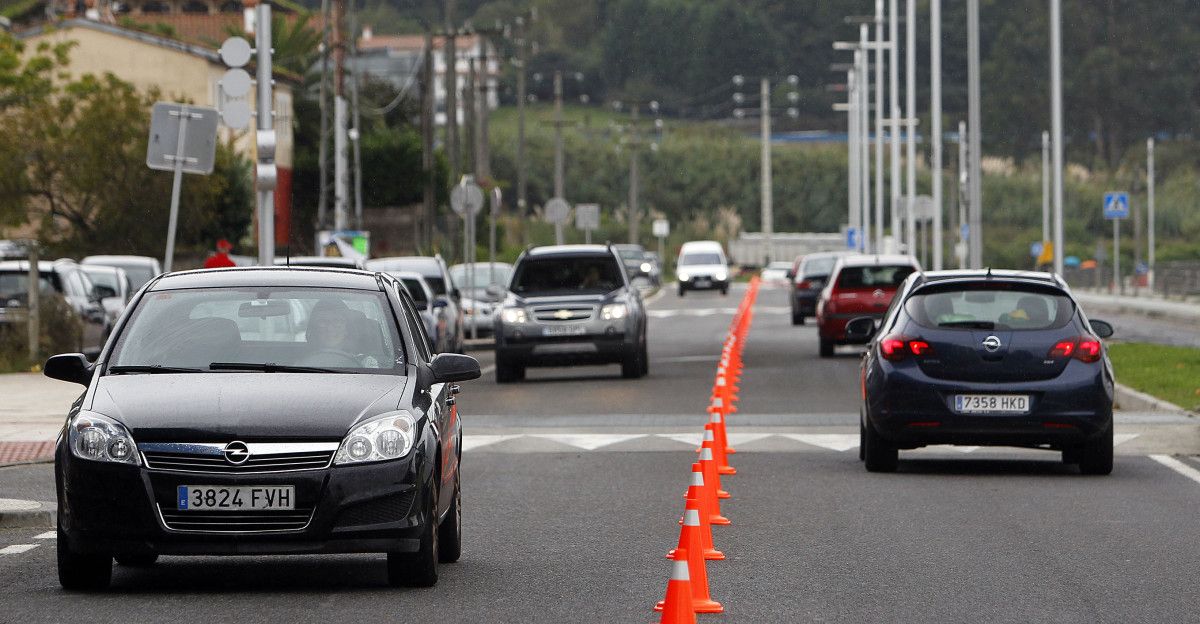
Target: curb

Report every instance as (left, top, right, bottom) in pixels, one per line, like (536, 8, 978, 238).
(1114, 382, 1194, 416)
(1074, 293, 1200, 325)
(0, 499, 56, 529)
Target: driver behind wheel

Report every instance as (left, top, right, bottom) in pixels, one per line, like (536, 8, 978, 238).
(304, 300, 366, 367)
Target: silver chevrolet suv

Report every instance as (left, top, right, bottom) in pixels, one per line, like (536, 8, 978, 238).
(492, 245, 648, 382)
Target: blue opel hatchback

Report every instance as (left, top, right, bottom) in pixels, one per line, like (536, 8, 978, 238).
(849, 270, 1115, 474)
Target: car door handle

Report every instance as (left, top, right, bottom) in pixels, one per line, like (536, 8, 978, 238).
(449, 384, 462, 395)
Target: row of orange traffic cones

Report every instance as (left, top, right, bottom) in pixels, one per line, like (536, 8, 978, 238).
(656, 277, 761, 623)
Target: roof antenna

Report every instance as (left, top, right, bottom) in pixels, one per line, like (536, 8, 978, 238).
(986, 266, 992, 278)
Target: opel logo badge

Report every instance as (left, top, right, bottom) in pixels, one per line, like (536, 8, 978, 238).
(554, 309, 573, 320)
(223, 441, 251, 465)
(982, 335, 1002, 352)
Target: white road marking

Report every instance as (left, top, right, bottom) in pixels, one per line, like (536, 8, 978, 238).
(462, 435, 521, 452)
(1114, 433, 1140, 446)
(34, 531, 55, 540)
(1149, 455, 1200, 487)
(480, 365, 496, 377)
(780, 434, 861, 452)
(528, 433, 647, 450)
(656, 433, 704, 446)
(0, 544, 38, 555)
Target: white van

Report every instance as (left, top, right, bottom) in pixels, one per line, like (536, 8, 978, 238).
(676, 240, 730, 296)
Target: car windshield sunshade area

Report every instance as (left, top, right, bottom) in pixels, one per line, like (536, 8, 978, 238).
(511, 257, 624, 295)
(109, 287, 405, 373)
(679, 253, 722, 266)
(836, 265, 915, 288)
(906, 286, 1075, 331)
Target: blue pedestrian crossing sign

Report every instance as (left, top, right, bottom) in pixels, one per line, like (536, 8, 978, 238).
(1103, 192, 1129, 219)
(846, 227, 859, 250)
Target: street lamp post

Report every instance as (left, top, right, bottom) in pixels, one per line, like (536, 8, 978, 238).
(931, 0, 943, 269)
(889, 0, 902, 249)
(966, 0, 983, 269)
(874, 0, 886, 254)
(859, 25, 872, 253)
(1147, 137, 1156, 290)
(905, 0, 917, 255)
(1050, 0, 1065, 276)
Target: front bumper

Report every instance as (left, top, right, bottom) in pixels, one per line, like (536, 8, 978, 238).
(865, 360, 1114, 449)
(57, 443, 433, 557)
(678, 276, 728, 290)
(495, 320, 635, 366)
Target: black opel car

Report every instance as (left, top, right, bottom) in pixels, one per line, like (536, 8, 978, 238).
(45, 267, 480, 590)
(850, 270, 1116, 474)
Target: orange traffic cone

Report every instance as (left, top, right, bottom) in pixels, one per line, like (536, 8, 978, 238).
(656, 505, 723, 614)
(654, 559, 697, 624)
(697, 424, 735, 480)
(707, 419, 736, 475)
(699, 447, 730, 525)
(670, 464, 724, 561)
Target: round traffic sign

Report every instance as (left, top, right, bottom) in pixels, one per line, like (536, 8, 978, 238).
(451, 180, 484, 217)
(544, 197, 570, 224)
(221, 68, 252, 98)
(221, 99, 252, 130)
(219, 37, 253, 68)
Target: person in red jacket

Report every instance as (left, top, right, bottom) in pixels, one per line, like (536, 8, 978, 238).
(203, 239, 237, 268)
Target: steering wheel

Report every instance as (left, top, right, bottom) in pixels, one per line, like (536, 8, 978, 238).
(299, 348, 361, 367)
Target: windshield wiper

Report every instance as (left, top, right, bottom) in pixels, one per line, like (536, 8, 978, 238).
(208, 362, 352, 374)
(108, 365, 203, 374)
(937, 320, 996, 329)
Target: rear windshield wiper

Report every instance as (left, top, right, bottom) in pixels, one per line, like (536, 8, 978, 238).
(937, 320, 996, 329)
(108, 365, 203, 374)
(209, 362, 353, 374)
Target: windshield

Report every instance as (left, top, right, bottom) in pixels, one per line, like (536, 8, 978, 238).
(511, 256, 624, 295)
(906, 286, 1075, 331)
(836, 265, 915, 289)
(680, 253, 723, 266)
(450, 265, 511, 289)
(400, 279, 429, 307)
(800, 257, 838, 278)
(110, 288, 405, 373)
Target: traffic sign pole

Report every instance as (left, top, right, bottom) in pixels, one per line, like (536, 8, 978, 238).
(1113, 217, 1120, 295)
(1104, 192, 1129, 296)
(163, 105, 193, 273)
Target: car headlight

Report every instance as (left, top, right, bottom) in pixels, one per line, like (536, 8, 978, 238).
(715, 271, 728, 281)
(501, 308, 528, 324)
(677, 271, 690, 282)
(69, 411, 139, 465)
(640, 262, 652, 273)
(601, 303, 628, 320)
(334, 411, 418, 465)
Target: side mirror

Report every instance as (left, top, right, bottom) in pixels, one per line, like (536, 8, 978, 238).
(415, 301, 429, 312)
(428, 353, 481, 384)
(44, 353, 93, 386)
(1089, 319, 1114, 339)
(432, 298, 449, 309)
(451, 288, 462, 301)
(845, 317, 878, 341)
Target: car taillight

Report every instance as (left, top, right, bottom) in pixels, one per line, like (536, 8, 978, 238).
(796, 280, 812, 289)
(881, 335, 932, 361)
(1047, 337, 1102, 363)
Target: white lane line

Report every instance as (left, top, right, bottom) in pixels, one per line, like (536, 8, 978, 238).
(528, 433, 647, 450)
(1149, 455, 1200, 487)
(0, 544, 38, 555)
(480, 365, 496, 377)
(34, 531, 55, 540)
(462, 434, 521, 452)
(780, 433, 860, 452)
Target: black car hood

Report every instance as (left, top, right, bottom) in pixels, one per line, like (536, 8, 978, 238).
(90, 373, 407, 441)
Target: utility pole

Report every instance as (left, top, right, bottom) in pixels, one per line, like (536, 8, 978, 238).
(966, 0, 983, 269)
(515, 15, 528, 211)
(846, 67, 860, 248)
(958, 120, 968, 269)
(874, 0, 885, 253)
(349, 0, 363, 229)
(628, 105, 641, 246)
(905, 0, 917, 255)
(760, 77, 774, 263)
(444, 0, 459, 185)
(930, 0, 943, 269)
(316, 0, 331, 231)
(1147, 138, 1156, 290)
(255, 0, 275, 263)
(888, 0, 901, 249)
(553, 70, 564, 200)
(1041, 131, 1050, 246)
(1050, 0, 1065, 275)
(476, 35, 491, 181)
(463, 56, 476, 176)
(859, 25, 871, 253)
(421, 29, 436, 251)
(25, 243, 38, 363)
(332, 0, 348, 231)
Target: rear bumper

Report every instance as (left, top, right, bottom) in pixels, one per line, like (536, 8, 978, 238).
(865, 360, 1114, 449)
(678, 277, 728, 291)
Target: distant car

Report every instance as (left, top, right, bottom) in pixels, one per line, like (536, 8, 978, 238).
(393, 271, 453, 353)
(790, 251, 855, 326)
(493, 245, 648, 382)
(450, 262, 513, 338)
(0, 240, 24, 260)
(759, 261, 793, 286)
(367, 256, 464, 353)
(81, 256, 162, 292)
(80, 265, 133, 336)
(816, 254, 920, 357)
(274, 256, 366, 270)
(676, 241, 730, 296)
(613, 244, 661, 286)
(850, 269, 1115, 474)
(0, 260, 108, 356)
(45, 266, 481, 590)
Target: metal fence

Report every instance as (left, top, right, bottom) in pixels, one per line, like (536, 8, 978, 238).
(1063, 261, 1200, 297)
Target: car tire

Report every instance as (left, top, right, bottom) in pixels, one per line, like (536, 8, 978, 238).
(639, 338, 650, 377)
(792, 313, 805, 326)
(114, 553, 159, 567)
(621, 347, 642, 379)
(437, 469, 462, 564)
(858, 418, 866, 461)
(495, 355, 524, 384)
(819, 337, 834, 358)
(57, 525, 112, 591)
(387, 489, 439, 587)
(863, 420, 898, 473)
(720, 286, 729, 296)
(1078, 423, 1114, 476)
(678, 285, 686, 297)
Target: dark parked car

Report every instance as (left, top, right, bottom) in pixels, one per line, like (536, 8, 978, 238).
(368, 256, 464, 353)
(790, 251, 854, 326)
(816, 254, 920, 357)
(493, 245, 648, 382)
(850, 270, 1115, 474)
(47, 266, 480, 590)
(0, 260, 109, 356)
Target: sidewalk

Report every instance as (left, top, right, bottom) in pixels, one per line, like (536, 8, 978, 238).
(1073, 288, 1200, 323)
(0, 373, 77, 464)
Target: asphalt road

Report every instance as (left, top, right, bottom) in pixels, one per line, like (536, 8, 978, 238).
(2, 283, 1199, 623)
